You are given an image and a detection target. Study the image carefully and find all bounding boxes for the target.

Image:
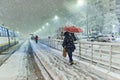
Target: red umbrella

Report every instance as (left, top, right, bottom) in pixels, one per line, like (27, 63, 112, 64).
(64, 26, 83, 33)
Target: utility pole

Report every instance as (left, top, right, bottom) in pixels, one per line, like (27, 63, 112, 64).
(86, 9, 89, 39)
(86, 1, 89, 39)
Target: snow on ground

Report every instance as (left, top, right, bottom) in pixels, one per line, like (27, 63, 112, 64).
(31, 40, 120, 80)
(0, 41, 28, 80)
(0, 39, 119, 80)
(31, 40, 97, 80)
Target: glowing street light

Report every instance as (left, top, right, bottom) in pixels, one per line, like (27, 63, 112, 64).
(42, 26, 45, 29)
(46, 22, 49, 26)
(76, 0, 85, 7)
(53, 15, 59, 20)
(38, 29, 41, 31)
(76, 0, 89, 38)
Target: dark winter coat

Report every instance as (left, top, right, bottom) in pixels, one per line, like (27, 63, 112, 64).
(71, 33, 77, 41)
(35, 36, 38, 40)
(62, 32, 76, 52)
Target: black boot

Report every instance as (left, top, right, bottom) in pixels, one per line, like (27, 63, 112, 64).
(70, 61, 74, 65)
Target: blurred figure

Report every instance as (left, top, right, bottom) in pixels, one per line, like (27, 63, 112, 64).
(62, 32, 76, 65)
(48, 36, 51, 39)
(34, 35, 38, 43)
(31, 35, 34, 40)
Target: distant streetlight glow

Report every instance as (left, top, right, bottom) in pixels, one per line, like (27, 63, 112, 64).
(76, 0, 84, 7)
(42, 26, 45, 29)
(54, 15, 59, 20)
(112, 25, 115, 28)
(112, 25, 116, 33)
(46, 22, 49, 26)
(66, 0, 85, 13)
(39, 29, 41, 31)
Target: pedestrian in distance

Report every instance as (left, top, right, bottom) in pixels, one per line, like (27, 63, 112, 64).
(62, 32, 76, 65)
(34, 35, 38, 43)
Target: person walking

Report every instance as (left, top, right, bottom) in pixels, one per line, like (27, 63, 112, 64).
(62, 32, 76, 65)
(34, 35, 38, 43)
(71, 33, 77, 41)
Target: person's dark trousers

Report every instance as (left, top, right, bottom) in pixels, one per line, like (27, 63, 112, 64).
(36, 40, 38, 43)
(67, 50, 73, 62)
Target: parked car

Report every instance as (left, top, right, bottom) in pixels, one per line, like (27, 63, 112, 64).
(87, 36, 95, 41)
(97, 34, 115, 42)
(87, 34, 98, 41)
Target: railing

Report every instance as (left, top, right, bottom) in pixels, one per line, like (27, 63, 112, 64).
(39, 39, 120, 72)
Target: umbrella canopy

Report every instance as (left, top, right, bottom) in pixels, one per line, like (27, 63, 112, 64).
(64, 26, 83, 33)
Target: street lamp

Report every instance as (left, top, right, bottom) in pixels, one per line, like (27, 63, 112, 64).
(85, 1, 89, 39)
(86, 7, 89, 39)
(53, 15, 59, 20)
(46, 22, 49, 26)
(75, 0, 89, 38)
(42, 26, 45, 29)
(76, 0, 84, 7)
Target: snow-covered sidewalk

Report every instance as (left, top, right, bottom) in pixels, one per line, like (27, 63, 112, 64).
(30, 40, 96, 80)
(0, 41, 28, 80)
(31, 40, 120, 80)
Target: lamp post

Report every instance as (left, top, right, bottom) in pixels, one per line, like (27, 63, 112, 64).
(85, 1, 89, 39)
(86, 6, 89, 39)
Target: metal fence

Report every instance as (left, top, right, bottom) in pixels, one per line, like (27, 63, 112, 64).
(39, 39, 120, 72)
